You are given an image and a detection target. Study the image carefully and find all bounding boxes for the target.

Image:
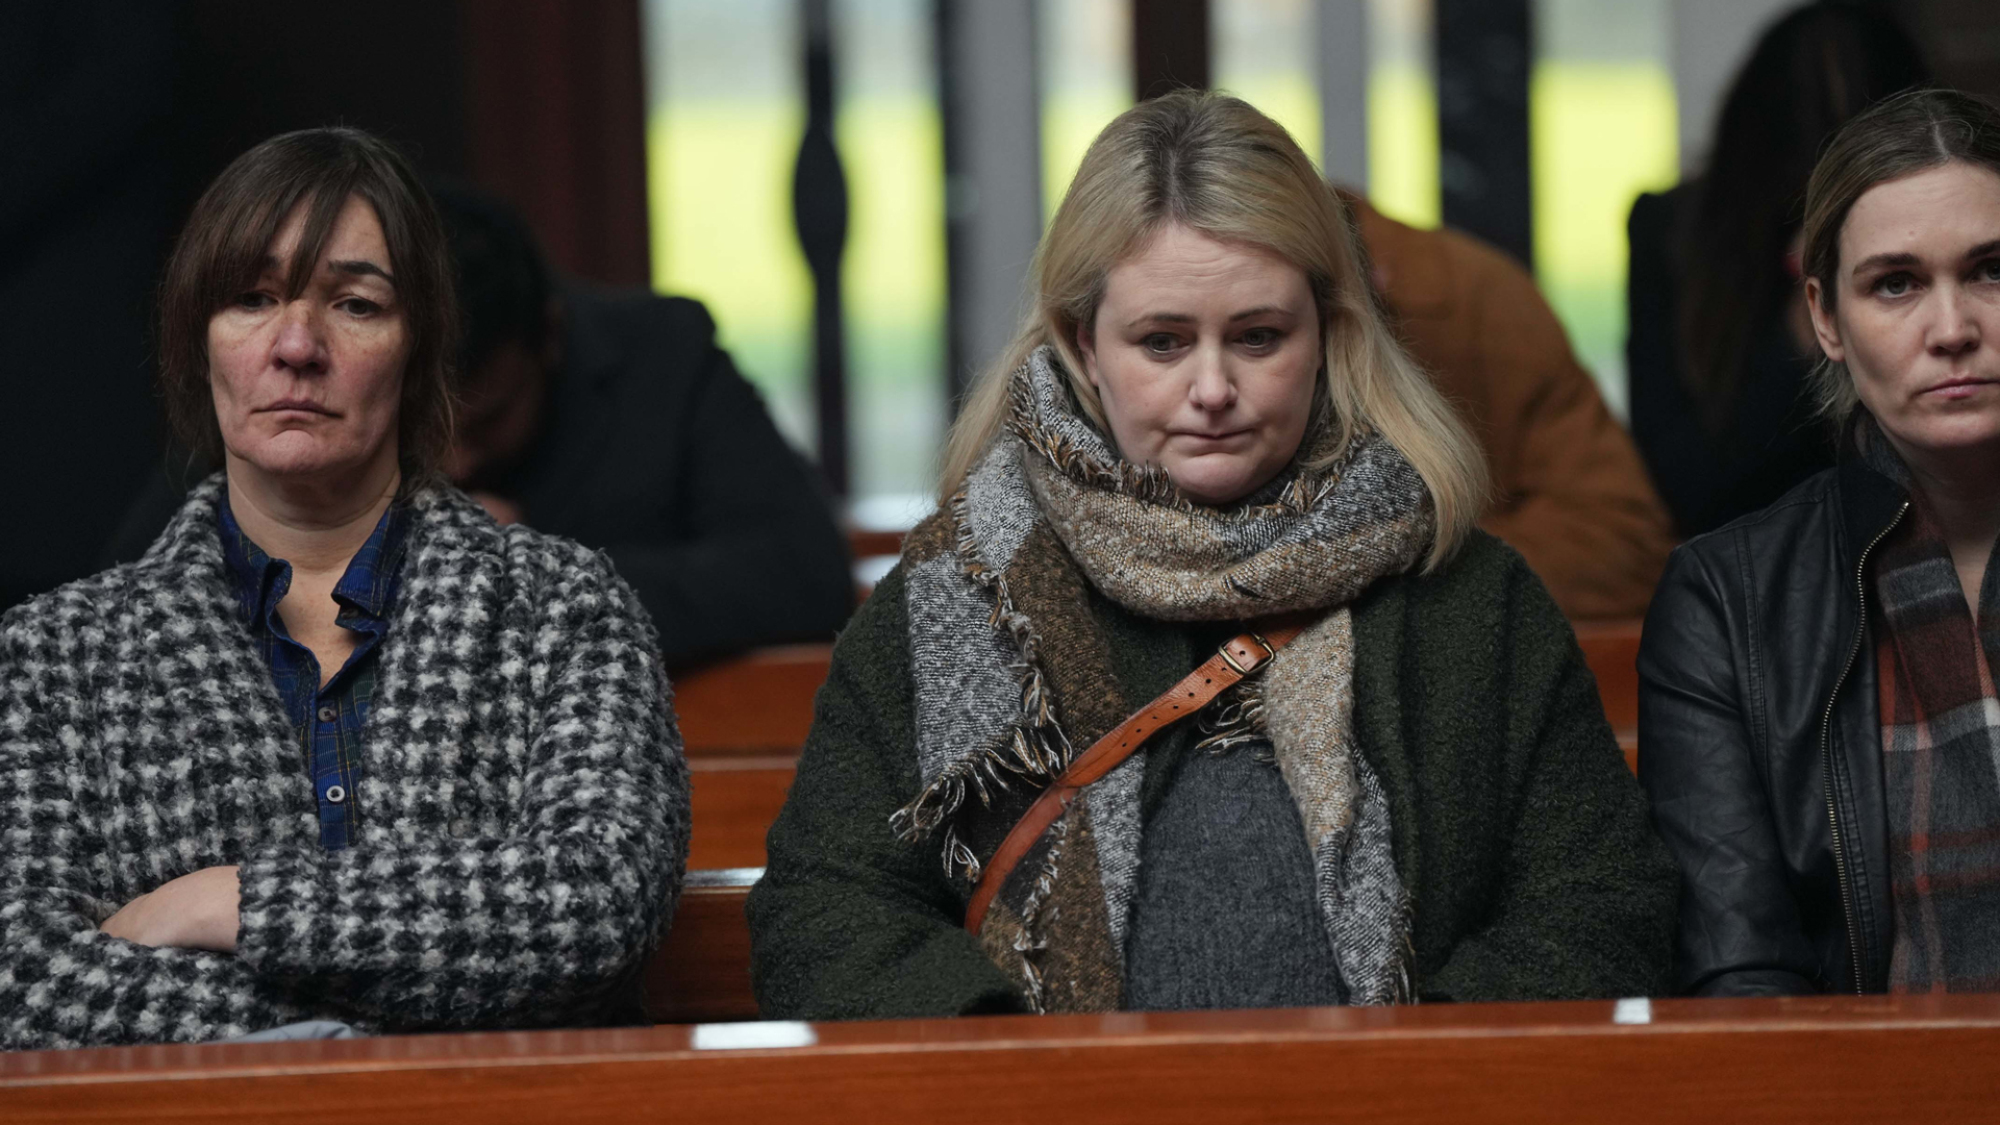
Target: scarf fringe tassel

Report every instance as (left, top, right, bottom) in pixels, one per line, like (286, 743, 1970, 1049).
(889, 488, 1076, 883)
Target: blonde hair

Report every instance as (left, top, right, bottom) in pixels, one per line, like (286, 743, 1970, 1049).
(937, 89, 1486, 570)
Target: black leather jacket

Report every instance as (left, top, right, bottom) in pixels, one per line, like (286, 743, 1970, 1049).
(1638, 459, 1908, 996)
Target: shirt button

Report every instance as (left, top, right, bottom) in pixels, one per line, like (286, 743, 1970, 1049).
(317, 705, 337, 723)
(325, 785, 346, 804)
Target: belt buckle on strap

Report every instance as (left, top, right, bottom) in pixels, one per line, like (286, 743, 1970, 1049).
(1219, 632, 1277, 676)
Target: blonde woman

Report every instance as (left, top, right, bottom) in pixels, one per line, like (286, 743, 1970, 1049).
(748, 91, 1673, 1017)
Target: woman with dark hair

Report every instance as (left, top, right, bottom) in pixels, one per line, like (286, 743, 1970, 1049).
(1626, 3, 1928, 536)
(0, 128, 688, 1049)
(1642, 89, 2000, 995)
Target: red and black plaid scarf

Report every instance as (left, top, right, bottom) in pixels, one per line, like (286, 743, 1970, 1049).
(1862, 424, 2000, 992)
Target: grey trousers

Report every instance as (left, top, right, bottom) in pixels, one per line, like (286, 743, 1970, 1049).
(223, 1020, 360, 1042)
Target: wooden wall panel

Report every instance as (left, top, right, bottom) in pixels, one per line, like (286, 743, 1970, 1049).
(460, 0, 652, 286)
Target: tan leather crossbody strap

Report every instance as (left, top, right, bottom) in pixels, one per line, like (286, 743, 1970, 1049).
(963, 621, 1307, 934)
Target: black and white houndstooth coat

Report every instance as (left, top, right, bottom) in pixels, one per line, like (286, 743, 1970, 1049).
(0, 477, 690, 1050)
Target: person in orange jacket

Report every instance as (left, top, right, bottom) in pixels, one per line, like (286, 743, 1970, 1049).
(1346, 192, 1675, 621)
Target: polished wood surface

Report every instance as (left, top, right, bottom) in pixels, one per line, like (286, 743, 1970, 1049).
(688, 759, 794, 869)
(674, 644, 828, 756)
(677, 622, 1645, 876)
(643, 869, 760, 1025)
(1574, 617, 1641, 734)
(847, 527, 906, 560)
(8, 995, 2000, 1124)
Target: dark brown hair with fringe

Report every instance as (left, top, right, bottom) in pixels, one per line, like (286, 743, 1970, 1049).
(157, 127, 457, 482)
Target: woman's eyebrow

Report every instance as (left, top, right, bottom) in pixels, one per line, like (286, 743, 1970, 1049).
(1850, 251, 1920, 276)
(1961, 238, 2000, 262)
(330, 259, 397, 286)
(1228, 305, 1286, 321)
(1850, 240, 2000, 278)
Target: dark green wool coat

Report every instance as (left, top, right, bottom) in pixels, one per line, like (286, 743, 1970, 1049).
(746, 532, 1676, 1019)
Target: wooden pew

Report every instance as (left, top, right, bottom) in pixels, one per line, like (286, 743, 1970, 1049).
(1575, 618, 1641, 732)
(847, 527, 906, 560)
(689, 760, 793, 870)
(678, 620, 1644, 760)
(10, 994, 2000, 1124)
(677, 621, 1647, 867)
(674, 645, 827, 757)
(1573, 619, 1642, 773)
(646, 868, 760, 1024)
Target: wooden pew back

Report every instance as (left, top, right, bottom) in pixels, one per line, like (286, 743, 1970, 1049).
(689, 759, 793, 869)
(678, 621, 1645, 867)
(677, 621, 1643, 757)
(1574, 618, 1640, 732)
(645, 869, 760, 1024)
(675, 645, 826, 756)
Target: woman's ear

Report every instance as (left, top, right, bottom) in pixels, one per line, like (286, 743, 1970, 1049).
(1805, 277, 1846, 363)
(1076, 319, 1102, 391)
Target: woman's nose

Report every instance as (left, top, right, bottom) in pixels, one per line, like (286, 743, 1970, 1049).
(1927, 287, 1982, 357)
(270, 301, 328, 374)
(1187, 347, 1238, 410)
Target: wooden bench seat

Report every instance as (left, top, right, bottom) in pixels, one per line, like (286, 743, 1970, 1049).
(10, 993, 2000, 1124)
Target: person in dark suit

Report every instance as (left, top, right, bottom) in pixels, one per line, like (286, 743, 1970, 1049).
(109, 187, 852, 667)
(0, 3, 181, 614)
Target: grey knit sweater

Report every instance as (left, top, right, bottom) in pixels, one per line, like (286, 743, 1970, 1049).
(0, 477, 689, 1050)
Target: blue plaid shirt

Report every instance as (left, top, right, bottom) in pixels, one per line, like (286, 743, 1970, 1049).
(219, 493, 411, 850)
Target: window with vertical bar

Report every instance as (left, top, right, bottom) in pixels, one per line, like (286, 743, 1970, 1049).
(641, 0, 948, 504)
(835, 0, 947, 502)
(1039, 0, 1135, 218)
(643, 0, 813, 449)
(1213, 0, 1322, 168)
(1368, 0, 1439, 229)
(1531, 0, 1677, 418)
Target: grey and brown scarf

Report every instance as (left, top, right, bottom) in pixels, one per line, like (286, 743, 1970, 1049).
(892, 345, 1436, 1012)
(1861, 420, 2000, 992)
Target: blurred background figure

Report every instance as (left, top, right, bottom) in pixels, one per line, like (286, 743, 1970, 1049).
(109, 185, 854, 667)
(1626, 3, 1929, 537)
(1348, 190, 1674, 621)
(433, 186, 853, 665)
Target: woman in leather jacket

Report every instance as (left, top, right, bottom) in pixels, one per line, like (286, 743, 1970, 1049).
(1640, 89, 2000, 996)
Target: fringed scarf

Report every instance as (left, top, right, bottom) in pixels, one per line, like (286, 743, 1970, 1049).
(892, 345, 1435, 1012)
(1859, 418, 2000, 992)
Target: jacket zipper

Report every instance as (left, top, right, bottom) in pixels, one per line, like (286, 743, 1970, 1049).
(1820, 499, 1906, 994)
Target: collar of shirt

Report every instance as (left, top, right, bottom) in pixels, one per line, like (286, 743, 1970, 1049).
(217, 490, 413, 636)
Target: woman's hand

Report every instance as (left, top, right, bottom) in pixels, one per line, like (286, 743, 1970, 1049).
(99, 866, 242, 952)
